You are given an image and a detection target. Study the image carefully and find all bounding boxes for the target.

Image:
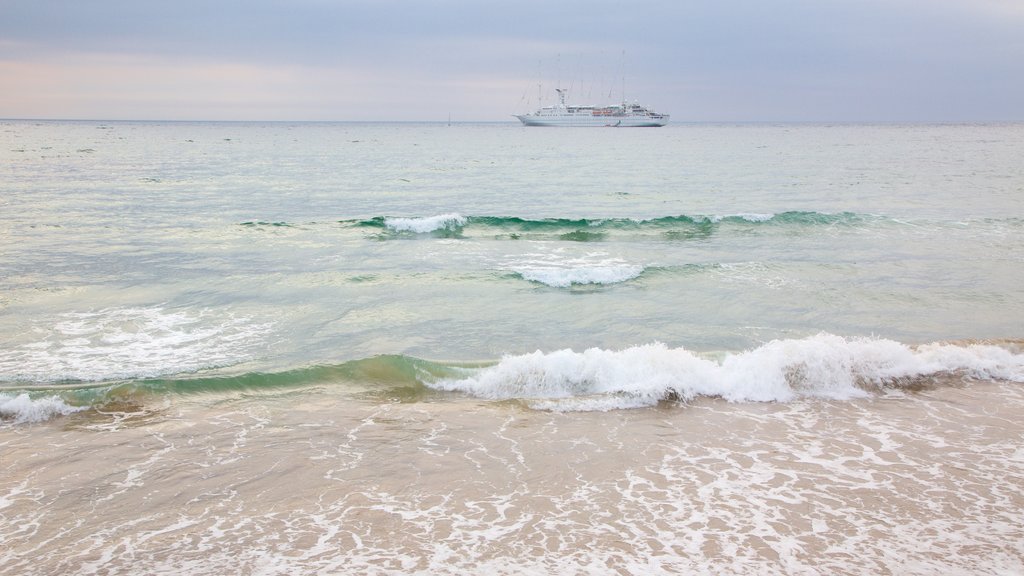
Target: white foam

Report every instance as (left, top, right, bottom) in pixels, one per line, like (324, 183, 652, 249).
(0, 306, 273, 383)
(429, 334, 1024, 411)
(515, 264, 644, 288)
(0, 393, 87, 424)
(529, 394, 657, 412)
(507, 251, 644, 288)
(711, 212, 776, 223)
(384, 213, 466, 233)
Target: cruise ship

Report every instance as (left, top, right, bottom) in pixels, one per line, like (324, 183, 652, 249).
(515, 89, 669, 127)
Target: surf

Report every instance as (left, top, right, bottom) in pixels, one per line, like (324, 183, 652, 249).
(429, 335, 1024, 411)
(294, 211, 997, 240)
(355, 211, 879, 235)
(4, 335, 1022, 423)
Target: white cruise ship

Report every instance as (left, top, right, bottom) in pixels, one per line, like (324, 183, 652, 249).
(515, 89, 669, 127)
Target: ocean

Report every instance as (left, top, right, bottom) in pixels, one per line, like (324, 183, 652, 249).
(1, 120, 1023, 575)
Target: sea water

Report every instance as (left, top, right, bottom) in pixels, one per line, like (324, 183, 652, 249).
(1, 120, 1023, 574)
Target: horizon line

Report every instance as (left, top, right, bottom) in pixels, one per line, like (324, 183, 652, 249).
(4, 117, 1023, 125)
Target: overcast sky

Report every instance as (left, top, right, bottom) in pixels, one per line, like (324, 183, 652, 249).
(2, 0, 1022, 121)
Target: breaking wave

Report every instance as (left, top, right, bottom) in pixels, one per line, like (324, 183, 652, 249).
(4, 335, 1021, 423)
(513, 265, 645, 288)
(0, 393, 88, 424)
(356, 213, 469, 234)
(429, 335, 1024, 411)
(382, 213, 468, 233)
(241, 213, 1024, 241)
(351, 211, 874, 236)
(507, 254, 645, 288)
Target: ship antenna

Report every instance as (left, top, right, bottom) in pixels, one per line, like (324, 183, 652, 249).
(620, 50, 626, 106)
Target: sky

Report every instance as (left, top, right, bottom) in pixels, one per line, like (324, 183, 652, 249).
(1, 0, 1023, 122)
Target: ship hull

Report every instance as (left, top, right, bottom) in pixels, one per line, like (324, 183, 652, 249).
(515, 114, 669, 127)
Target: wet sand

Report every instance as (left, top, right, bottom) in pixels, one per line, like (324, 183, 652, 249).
(2, 381, 1023, 575)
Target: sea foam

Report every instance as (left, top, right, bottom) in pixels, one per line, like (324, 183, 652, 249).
(430, 334, 1024, 411)
(384, 213, 467, 233)
(0, 393, 87, 424)
(0, 306, 273, 383)
(514, 264, 645, 288)
(709, 212, 776, 223)
(507, 251, 644, 288)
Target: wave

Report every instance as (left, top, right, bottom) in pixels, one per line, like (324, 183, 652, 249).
(0, 393, 88, 424)
(334, 211, 885, 246)
(245, 213, 1024, 241)
(428, 335, 1024, 411)
(254, 213, 1024, 233)
(503, 251, 646, 287)
(356, 213, 468, 235)
(510, 262, 645, 288)
(0, 354, 472, 425)
(381, 213, 467, 234)
(4, 335, 1021, 422)
(352, 211, 873, 235)
(473, 212, 874, 229)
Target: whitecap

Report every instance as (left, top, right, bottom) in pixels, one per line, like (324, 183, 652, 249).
(0, 393, 87, 424)
(514, 263, 644, 288)
(709, 212, 775, 223)
(506, 251, 644, 288)
(429, 334, 1024, 410)
(384, 213, 466, 233)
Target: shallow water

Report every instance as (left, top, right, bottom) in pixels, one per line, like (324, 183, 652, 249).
(3, 382, 1022, 575)
(1, 120, 1023, 574)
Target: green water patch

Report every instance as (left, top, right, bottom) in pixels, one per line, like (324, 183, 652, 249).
(354, 216, 388, 229)
(1, 355, 491, 413)
(141, 355, 478, 395)
(348, 212, 887, 241)
(470, 216, 596, 231)
(240, 212, 890, 244)
(559, 229, 607, 242)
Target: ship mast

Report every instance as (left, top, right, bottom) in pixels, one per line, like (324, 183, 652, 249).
(620, 50, 626, 107)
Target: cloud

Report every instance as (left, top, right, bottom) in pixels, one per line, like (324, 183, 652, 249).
(1, 0, 1022, 120)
